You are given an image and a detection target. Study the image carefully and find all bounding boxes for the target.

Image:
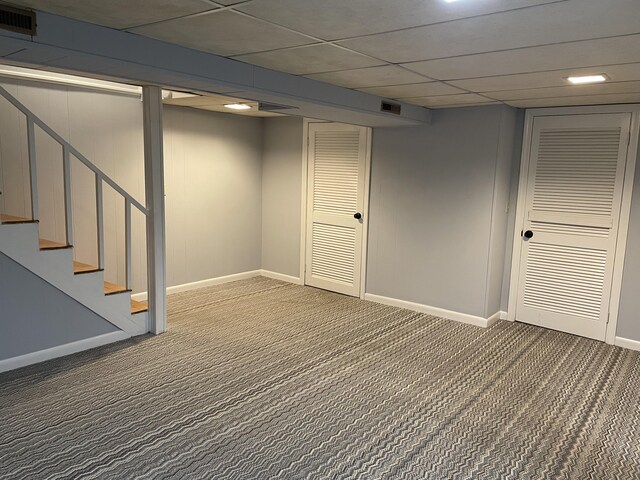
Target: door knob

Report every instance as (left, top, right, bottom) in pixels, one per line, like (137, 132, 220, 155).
(523, 230, 534, 239)
(354, 212, 362, 220)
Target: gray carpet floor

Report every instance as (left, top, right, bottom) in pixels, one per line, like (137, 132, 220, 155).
(1, 277, 639, 479)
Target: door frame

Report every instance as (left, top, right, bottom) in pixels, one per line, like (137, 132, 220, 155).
(299, 118, 372, 299)
(507, 104, 640, 345)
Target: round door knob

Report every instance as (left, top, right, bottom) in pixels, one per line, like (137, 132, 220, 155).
(523, 230, 534, 239)
(354, 212, 362, 220)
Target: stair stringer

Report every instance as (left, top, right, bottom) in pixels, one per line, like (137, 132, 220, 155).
(0, 223, 146, 336)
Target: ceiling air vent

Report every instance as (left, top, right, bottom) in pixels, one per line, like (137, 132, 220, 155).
(258, 102, 297, 112)
(0, 4, 36, 35)
(381, 101, 401, 115)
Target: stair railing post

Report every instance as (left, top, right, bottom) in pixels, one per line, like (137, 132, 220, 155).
(26, 119, 38, 221)
(125, 199, 132, 291)
(62, 145, 73, 245)
(95, 174, 104, 270)
(142, 85, 167, 334)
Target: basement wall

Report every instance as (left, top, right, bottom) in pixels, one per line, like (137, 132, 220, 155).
(0, 252, 117, 361)
(0, 77, 264, 294)
(261, 117, 304, 278)
(0, 77, 146, 292)
(366, 105, 519, 319)
(163, 105, 263, 287)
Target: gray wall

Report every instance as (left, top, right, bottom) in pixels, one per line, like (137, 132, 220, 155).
(0, 78, 146, 291)
(0, 77, 265, 294)
(484, 107, 521, 318)
(366, 105, 518, 318)
(617, 148, 640, 340)
(163, 105, 263, 288)
(261, 117, 303, 277)
(0, 253, 117, 360)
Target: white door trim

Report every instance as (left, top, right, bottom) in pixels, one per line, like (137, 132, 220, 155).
(300, 119, 372, 299)
(507, 104, 640, 345)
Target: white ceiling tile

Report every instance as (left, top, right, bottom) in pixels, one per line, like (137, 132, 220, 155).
(304, 65, 429, 88)
(338, 0, 640, 63)
(403, 94, 497, 108)
(450, 63, 640, 92)
(402, 34, 640, 81)
(5, 0, 217, 29)
(485, 81, 640, 101)
(232, 44, 386, 75)
(358, 82, 466, 98)
(505, 93, 640, 108)
(237, 0, 559, 41)
(130, 11, 315, 57)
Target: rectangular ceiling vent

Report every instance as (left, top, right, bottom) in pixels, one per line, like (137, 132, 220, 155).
(381, 101, 401, 115)
(0, 4, 36, 35)
(258, 102, 297, 112)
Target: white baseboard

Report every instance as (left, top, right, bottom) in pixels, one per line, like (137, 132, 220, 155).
(499, 311, 509, 321)
(615, 336, 640, 352)
(131, 270, 262, 301)
(364, 293, 500, 328)
(0, 331, 130, 373)
(260, 270, 303, 285)
(486, 311, 504, 327)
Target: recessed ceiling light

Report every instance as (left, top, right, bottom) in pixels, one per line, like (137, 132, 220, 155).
(443, 0, 459, 2)
(566, 74, 608, 85)
(224, 103, 252, 110)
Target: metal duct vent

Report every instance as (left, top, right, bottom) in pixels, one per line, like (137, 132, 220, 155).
(380, 101, 401, 115)
(258, 102, 297, 112)
(0, 4, 36, 35)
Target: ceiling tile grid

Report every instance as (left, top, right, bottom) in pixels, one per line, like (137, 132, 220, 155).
(6, 0, 640, 109)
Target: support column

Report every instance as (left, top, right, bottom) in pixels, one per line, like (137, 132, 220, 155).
(142, 85, 167, 334)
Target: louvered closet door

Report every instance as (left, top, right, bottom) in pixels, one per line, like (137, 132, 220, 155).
(305, 123, 367, 297)
(516, 113, 631, 341)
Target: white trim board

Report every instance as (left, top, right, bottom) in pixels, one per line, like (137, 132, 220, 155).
(131, 270, 304, 301)
(0, 331, 130, 373)
(131, 270, 262, 301)
(615, 337, 640, 352)
(365, 293, 501, 328)
(260, 270, 303, 285)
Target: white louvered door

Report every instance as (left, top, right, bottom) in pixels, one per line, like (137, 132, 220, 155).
(515, 113, 632, 340)
(305, 123, 368, 297)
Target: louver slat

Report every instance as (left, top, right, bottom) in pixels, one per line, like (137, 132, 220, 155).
(523, 244, 607, 320)
(311, 223, 355, 285)
(313, 131, 360, 216)
(532, 129, 621, 216)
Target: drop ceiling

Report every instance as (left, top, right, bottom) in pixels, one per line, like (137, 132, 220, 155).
(5, 0, 640, 108)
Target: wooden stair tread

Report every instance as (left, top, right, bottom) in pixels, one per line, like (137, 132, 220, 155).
(104, 280, 130, 296)
(9, 225, 144, 316)
(1, 214, 35, 224)
(73, 260, 101, 274)
(39, 238, 72, 250)
(131, 299, 148, 314)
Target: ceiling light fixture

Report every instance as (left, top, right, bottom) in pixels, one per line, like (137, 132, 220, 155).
(224, 103, 252, 110)
(566, 74, 608, 85)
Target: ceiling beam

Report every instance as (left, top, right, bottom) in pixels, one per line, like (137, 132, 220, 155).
(0, 12, 431, 127)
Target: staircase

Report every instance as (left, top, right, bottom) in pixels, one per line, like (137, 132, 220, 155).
(0, 86, 152, 338)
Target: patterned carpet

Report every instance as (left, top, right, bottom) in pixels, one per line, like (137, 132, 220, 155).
(1, 277, 639, 479)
